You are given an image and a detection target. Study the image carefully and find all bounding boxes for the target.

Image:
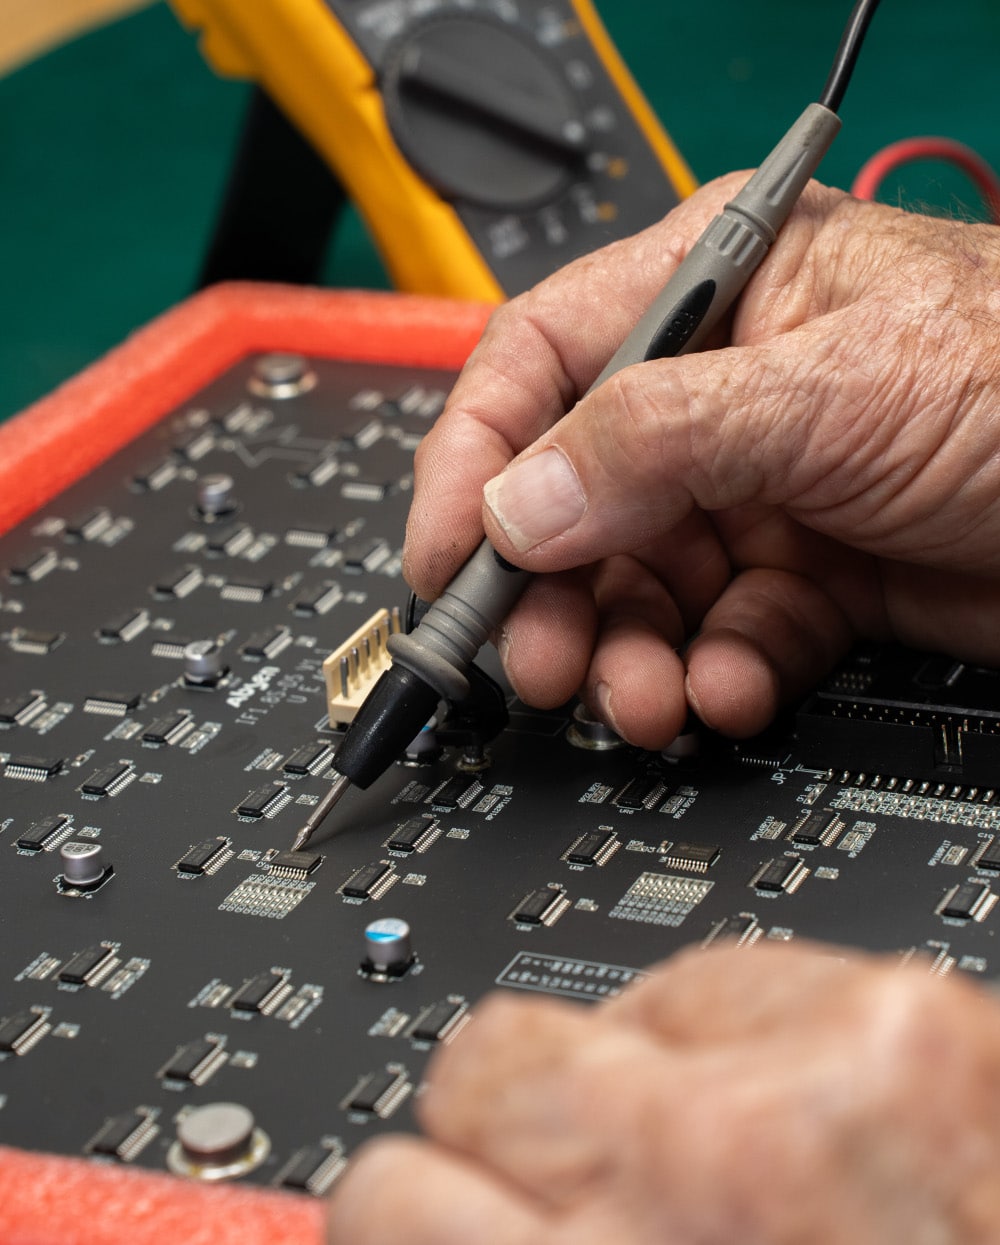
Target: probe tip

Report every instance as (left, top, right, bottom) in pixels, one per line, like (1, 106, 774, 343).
(290, 769, 352, 850)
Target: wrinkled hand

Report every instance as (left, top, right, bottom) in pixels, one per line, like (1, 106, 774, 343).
(328, 942, 1000, 1244)
(403, 176, 1000, 747)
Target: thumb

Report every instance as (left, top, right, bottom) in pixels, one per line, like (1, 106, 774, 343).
(480, 330, 839, 571)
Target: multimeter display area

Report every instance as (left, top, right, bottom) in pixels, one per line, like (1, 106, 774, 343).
(3, 353, 1000, 1193)
(330, 0, 684, 293)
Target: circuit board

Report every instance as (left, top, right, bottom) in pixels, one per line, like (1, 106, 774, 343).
(3, 348, 1000, 1195)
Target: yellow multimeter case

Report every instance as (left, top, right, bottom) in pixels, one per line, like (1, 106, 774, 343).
(170, 0, 696, 300)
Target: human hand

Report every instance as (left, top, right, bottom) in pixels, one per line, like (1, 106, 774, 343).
(327, 941, 1000, 1244)
(402, 176, 1000, 747)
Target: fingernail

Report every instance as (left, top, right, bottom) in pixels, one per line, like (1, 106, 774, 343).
(483, 447, 585, 552)
(594, 681, 623, 736)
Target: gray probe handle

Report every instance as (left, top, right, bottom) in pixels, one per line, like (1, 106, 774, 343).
(389, 103, 841, 703)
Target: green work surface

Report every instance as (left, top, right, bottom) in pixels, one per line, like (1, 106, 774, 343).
(1, 0, 998, 421)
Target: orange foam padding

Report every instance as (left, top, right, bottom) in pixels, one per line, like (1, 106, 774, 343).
(0, 284, 493, 1242)
(0, 1145, 325, 1245)
(0, 282, 493, 536)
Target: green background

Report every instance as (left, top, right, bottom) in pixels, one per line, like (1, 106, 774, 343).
(1, 0, 998, 421)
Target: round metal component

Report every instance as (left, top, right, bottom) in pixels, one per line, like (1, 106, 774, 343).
(248, 352, 316, 398)
(168, 1103, 270, 1181)
(183, 640, 223, 684)
(59, 840, 106, 887)
(364, 917, 413, 974)
(381, 16, 586, 211)
(566, 702, 625, 751)
(196, 473, 236, 517)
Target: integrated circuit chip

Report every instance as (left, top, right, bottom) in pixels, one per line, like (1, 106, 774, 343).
(750, 856, 810, 894)
(175, 839, 232, 876)
(341, 861, 396, 901)
(276, 1144, 346, 1195)
(16, 814, 71, 852)
(661, 842, 720, 873)
(344, 1068, 410, 1117)
(511, 885, 569, 926)
(86, 1109, 158, 1162)
(159, 1036, 227, 1085)
(386, 817, 440, 854)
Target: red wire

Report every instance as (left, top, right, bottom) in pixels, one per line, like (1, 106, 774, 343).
(851, 136, 1000, 223)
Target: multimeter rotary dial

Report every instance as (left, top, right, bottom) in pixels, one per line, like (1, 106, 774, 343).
(381, 16, 588, 211)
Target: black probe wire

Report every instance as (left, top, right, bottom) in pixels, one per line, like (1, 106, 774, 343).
(820, 0, 883, 112)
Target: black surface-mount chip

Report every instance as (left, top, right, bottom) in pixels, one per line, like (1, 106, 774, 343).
(751, 856, 810, 894)
(220, 578, 273, 604)
(276, 1144, 346, 1195)
(86, 1109, 158, 1162)
(235, 785, 289, 819)
(282, 741, 333, 776)
(83, 692, 141, 718)
(973, 837, 1000, 872)
(97, 609, 149, 643)
(345, 1068, 410, 1117)
(58, 944, 116, 986)
(9, 629, 64, 655)
(409, 1000, 467, 1044)
(512, 885, 569, 926)
(703, 914, 763, 948)
(5, 755, 63, 781)
(159, 1037, 226, 1084)
(16, 813, 71, 852)
(241, 627, 291, 660)
(80, 763, 134, 798)
(175, 839, 232, 876)
(661, 842, 720, 873)
(205, 522, 252, 557)
(386, 817, 440, 854)
(143, 712, 194, 746)
(938, 881, 997, 923)
(7, 548, 58, 583)
(342, 537, 389, 574)
(268, 850, 323, 878)
(565, 829, 619, 867)
(230, 971, 289, 1014)
(341, 861, 395, 900)
(790, 809, 844, 847)
(152, 566, 202, 599)
(65, 507, 111, 542)
(0, 1008, 50, 1055)
(426, 776, 477, 811)
(0, 691, 44, 726)
(291, 581, 342, 616)
(613, 775, 669, 810)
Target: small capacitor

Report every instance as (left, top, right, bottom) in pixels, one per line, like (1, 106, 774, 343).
(363, 917, 413, 977)
(195, 473, 236, 518)
(59, 840, 109, 889)
(248, 352, 316, 398)
(183, 640, 225, 686)
(168, 1102, 269, 1180)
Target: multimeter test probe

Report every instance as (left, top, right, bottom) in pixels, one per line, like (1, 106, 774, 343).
(291, 0, 883, 852)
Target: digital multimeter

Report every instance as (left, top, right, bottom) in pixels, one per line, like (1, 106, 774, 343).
(170, 0, 696, 300)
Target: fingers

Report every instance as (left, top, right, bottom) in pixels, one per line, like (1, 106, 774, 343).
(495, 569, 597, 710)
(604, 940, 860, 1043)
(327, 1134, 543, 1245)
(403, 172, 757, 599)
(684, 566, 854, 736)
(414, 992, 663, 1209)
(581, 554, 688, 749)
(479, 326, 849, 574)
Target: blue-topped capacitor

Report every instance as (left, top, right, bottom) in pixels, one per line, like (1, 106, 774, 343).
(363, 917, 413, 976)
